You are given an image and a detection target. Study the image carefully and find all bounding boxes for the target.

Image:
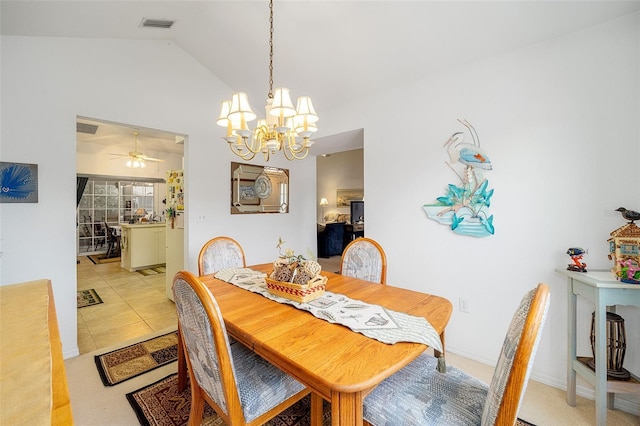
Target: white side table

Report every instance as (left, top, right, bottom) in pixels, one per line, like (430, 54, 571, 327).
(556, 269, 640, 425)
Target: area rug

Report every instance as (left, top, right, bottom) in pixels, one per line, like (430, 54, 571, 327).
(95, 331, 179, 386)
(127, 373, 331, 426)
(88, 254, 121, 264)
(138, 266, 167, 276)
(127, 373, 534, 426)
(77, 289, 103, 308)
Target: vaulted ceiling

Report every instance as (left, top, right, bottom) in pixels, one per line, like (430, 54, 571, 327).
(3, 1, 639, 155)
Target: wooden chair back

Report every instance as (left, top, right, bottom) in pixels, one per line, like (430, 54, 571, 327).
(484, 283, 550, 425)
(340, 237, 387, 284)
(173, 270, 244, 424)
(198, 236, 246, 275)
(173, 270, 309, 425)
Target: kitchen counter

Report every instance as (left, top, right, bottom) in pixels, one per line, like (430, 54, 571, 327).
(120, 223, 166, 271)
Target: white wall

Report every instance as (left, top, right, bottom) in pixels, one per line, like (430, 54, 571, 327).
(0, 36, 317, 358)
(321, 13, 640, 410)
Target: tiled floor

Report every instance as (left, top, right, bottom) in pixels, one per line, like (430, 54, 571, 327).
(76, 255, 340, 354)
(76, 256, 177, 354)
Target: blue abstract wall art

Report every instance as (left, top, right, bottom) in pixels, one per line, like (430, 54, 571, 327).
(423, 119, 494, 237)
(0, 162, 38, 203)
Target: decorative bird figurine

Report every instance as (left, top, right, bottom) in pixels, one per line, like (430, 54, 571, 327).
(615, 207, 640, 224)
(566, 247, 587, 272)
(443, 132, 493, 170)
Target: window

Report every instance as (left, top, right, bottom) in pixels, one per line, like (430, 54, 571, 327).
(77, 178, 156, 254)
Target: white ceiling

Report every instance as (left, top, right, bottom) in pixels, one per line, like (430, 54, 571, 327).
(4, 1, 640, 156)
(76, 117, 186, 156)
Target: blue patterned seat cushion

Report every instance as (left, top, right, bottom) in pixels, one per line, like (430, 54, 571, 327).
(174, 279, 306, 423)
(230, 340, 307, 423)
(363, 353, 488, 425)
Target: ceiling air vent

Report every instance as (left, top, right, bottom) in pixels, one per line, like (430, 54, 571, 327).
(140, 18, 175, 29)
(77, 122, 99, 135)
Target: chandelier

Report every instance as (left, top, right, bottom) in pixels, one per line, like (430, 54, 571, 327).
(216, 0, 319, 161)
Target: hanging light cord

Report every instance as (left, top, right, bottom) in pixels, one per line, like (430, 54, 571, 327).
(268, 0, 274, 100)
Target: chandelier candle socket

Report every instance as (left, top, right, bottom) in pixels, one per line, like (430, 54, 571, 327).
(217, 0, 319, 161)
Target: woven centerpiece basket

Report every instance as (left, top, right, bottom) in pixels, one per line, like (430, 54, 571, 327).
(266, 275, 327, 303)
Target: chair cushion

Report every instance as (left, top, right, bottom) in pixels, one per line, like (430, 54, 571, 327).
(324, 213, 339, 222)
(232, 341, 307, 423)
(363, 353, 488, 425)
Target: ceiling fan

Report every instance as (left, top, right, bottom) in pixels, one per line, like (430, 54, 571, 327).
(109, 131, 164, 168)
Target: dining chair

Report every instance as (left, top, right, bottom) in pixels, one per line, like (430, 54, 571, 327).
(340, 237, 387, 284)
(178, 236, 246, 392)
(172, 270, 310, 426)
(363, 283, 550, 426)
(104, 222, 121, 258)
(198, 236, 246, 275)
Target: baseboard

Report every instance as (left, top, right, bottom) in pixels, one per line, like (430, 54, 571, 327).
(64, 347, 80, 359)
(447, 348, 640, 417)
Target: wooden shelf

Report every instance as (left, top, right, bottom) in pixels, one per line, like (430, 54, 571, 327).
(577, 357, 640, 394)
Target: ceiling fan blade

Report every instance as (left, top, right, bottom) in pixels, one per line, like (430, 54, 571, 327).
(109, 153, 129, 158)
(139, 155, 164, 162)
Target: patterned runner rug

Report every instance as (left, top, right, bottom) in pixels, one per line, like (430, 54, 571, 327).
(138, 266, 167, 276)
(87, 254, 120, 264)
(77, 289, 103, 308)
(127, 373, 534, 426)
(127, 373, 331, 426)
(95, 331, 178, 386)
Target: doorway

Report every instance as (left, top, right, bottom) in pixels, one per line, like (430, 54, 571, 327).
(76, 117, 185, 354)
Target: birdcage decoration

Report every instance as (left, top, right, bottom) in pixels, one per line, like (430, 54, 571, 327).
(588, 312, 630, 380)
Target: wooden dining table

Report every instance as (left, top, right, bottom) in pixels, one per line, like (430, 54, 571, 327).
(184, 263, 452, 426)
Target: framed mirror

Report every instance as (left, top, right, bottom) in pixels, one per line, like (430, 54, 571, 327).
(231, 162, 289, 214)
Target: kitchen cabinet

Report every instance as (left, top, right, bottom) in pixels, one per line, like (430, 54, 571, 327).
(120, 223, 166, 271)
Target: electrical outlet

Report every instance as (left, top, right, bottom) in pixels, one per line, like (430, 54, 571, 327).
(459, 298, 470, 313)
(197, 215, 206, 223)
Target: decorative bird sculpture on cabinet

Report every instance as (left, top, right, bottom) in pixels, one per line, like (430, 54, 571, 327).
(443, 125, 493, 171)
(616, 207, 640, 224)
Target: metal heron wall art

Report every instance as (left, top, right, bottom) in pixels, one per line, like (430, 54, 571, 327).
(423, 119, 495, 237)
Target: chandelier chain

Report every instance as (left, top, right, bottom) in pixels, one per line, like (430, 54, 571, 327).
(268, 0, 274, 99)
(218, 0, 317, 162)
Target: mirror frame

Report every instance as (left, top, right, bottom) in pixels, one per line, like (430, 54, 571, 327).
(230, 162, 289, 214)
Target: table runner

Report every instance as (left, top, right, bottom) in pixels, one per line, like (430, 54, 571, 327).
(214, 268, 443, 353)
